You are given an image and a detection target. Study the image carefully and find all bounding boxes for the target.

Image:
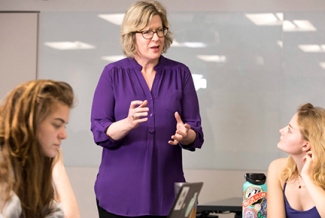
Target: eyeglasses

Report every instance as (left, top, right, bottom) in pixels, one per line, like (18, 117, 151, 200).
(134, 28, 168, 39)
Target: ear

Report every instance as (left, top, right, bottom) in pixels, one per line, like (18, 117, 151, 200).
(302, 141, 311, 152)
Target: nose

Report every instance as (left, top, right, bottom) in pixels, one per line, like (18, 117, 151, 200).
(151, 32, 159, 40)
(59, 128, 67, 140)
(279, 127, 284, 135)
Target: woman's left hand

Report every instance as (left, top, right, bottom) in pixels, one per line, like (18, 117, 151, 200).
(168, 111, 191, 145)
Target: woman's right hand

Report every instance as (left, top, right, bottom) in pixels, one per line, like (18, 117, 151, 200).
(128, 100, 149, 127)
(105, 100, 149, 140)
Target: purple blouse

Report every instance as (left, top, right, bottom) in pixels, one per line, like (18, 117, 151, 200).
(90, 56, 204, 216)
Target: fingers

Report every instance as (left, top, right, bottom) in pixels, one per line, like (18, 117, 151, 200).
(175, 128, 188, 137)
(130, 113, 148, 129)
(183, 123, 191, 132)
(174, 111, 182, 123)
(138, 100, 148, 108)
(169, 127, 189, 145)
(301, 151, 314, 178)
(303, 151, 313, 162)
(306, 150, 313, 157)
(132, 100, 148, 119)
(129, 100, 149, 126)
(131, 112, 149, 120)
(168, 137, 179, 145)
(168, 140, 179, 145)
(169, 112, 191, 145)
(301, 151, 313, 177)
(130, 100, 147, 109)
(174, 131, 186, 140)
(174, 112, 191, 132)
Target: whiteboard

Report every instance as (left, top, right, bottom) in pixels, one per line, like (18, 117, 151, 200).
(38, 11, 325, 170)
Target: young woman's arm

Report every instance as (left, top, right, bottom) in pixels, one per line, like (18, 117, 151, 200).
(52, 149, 80, 218)
(267, 158, 286, 218)
(301, 151, 325, 217)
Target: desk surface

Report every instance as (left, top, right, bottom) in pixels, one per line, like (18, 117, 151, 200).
(197, 197, 242, 213)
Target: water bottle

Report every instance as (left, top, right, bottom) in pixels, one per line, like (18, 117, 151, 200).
(242, 173, 267, 218)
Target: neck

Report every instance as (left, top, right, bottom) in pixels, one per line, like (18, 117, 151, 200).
(291, 154, 305, 174)
(134, 55, 159, 70)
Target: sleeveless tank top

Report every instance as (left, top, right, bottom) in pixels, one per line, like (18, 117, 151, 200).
(283, 182, 321, 218)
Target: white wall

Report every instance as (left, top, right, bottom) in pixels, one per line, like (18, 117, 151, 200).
(0, 12, 38, 98)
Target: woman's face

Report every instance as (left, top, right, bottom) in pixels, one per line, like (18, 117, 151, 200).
(37, 103, 70, 158)
(134, 15, 164, 63)
(277, 113, 308, 155)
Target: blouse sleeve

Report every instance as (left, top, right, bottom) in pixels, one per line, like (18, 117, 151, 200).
(180, 65, 204, 151)
(90, 66, 123, 149)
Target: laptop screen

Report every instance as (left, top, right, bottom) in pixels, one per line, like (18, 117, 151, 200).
(168, 182, 203, 218)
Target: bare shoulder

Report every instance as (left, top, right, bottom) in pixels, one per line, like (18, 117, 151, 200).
(268, 158, 287, 170)
(267, 158, 287, 184)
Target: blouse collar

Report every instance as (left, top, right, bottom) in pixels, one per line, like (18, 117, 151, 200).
(129, 56, 166, 71)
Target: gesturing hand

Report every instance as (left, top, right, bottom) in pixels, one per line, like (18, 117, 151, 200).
(168, 111, 191, 145)
(128, 100, 149, 127)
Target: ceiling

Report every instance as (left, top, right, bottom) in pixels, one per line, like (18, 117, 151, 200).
(1, 0, 325, 12)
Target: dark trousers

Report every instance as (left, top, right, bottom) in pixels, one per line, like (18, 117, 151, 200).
(96, 199, 166, 218)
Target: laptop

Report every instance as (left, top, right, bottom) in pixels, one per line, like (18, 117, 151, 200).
(167, 182, 204, 218)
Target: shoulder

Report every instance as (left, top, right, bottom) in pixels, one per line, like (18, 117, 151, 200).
(268, 158, 287, 185)
(0, 191, 22, 218)
(99, 58, 138, 81)
(45, 201, 64, 218)
(159, 56, 190, 71)
(104, 57, 131, 70)
(104, 58, 141, 71)
(268, 158, 287, 172)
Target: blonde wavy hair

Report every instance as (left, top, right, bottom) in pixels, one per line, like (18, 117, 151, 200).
(281, 103, 325, 189)
(0, 80, 74, 217)
(121, 0, 173, 58)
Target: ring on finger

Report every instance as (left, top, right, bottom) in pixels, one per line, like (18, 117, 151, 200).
(132, 114, 135, 119)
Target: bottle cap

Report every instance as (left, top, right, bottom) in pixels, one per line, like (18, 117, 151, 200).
(245, 173, 266, 185)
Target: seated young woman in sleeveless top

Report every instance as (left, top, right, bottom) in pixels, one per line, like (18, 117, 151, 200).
(267, 103, 325, 218)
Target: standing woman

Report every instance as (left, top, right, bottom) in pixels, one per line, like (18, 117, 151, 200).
(91, 0, 204, 217)
(267, 103, 325, 217)
(0, 80, 80, 218)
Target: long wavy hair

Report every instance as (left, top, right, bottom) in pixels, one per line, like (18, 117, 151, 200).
(0, 80, 74, 217)
(281, 103, 325, 189)
(121, 0, 173, 58)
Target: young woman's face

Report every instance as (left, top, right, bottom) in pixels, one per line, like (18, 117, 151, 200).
(277, 113, 307, 155)
(37, 103, 70, 158)
(134, 15, 165, 63)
